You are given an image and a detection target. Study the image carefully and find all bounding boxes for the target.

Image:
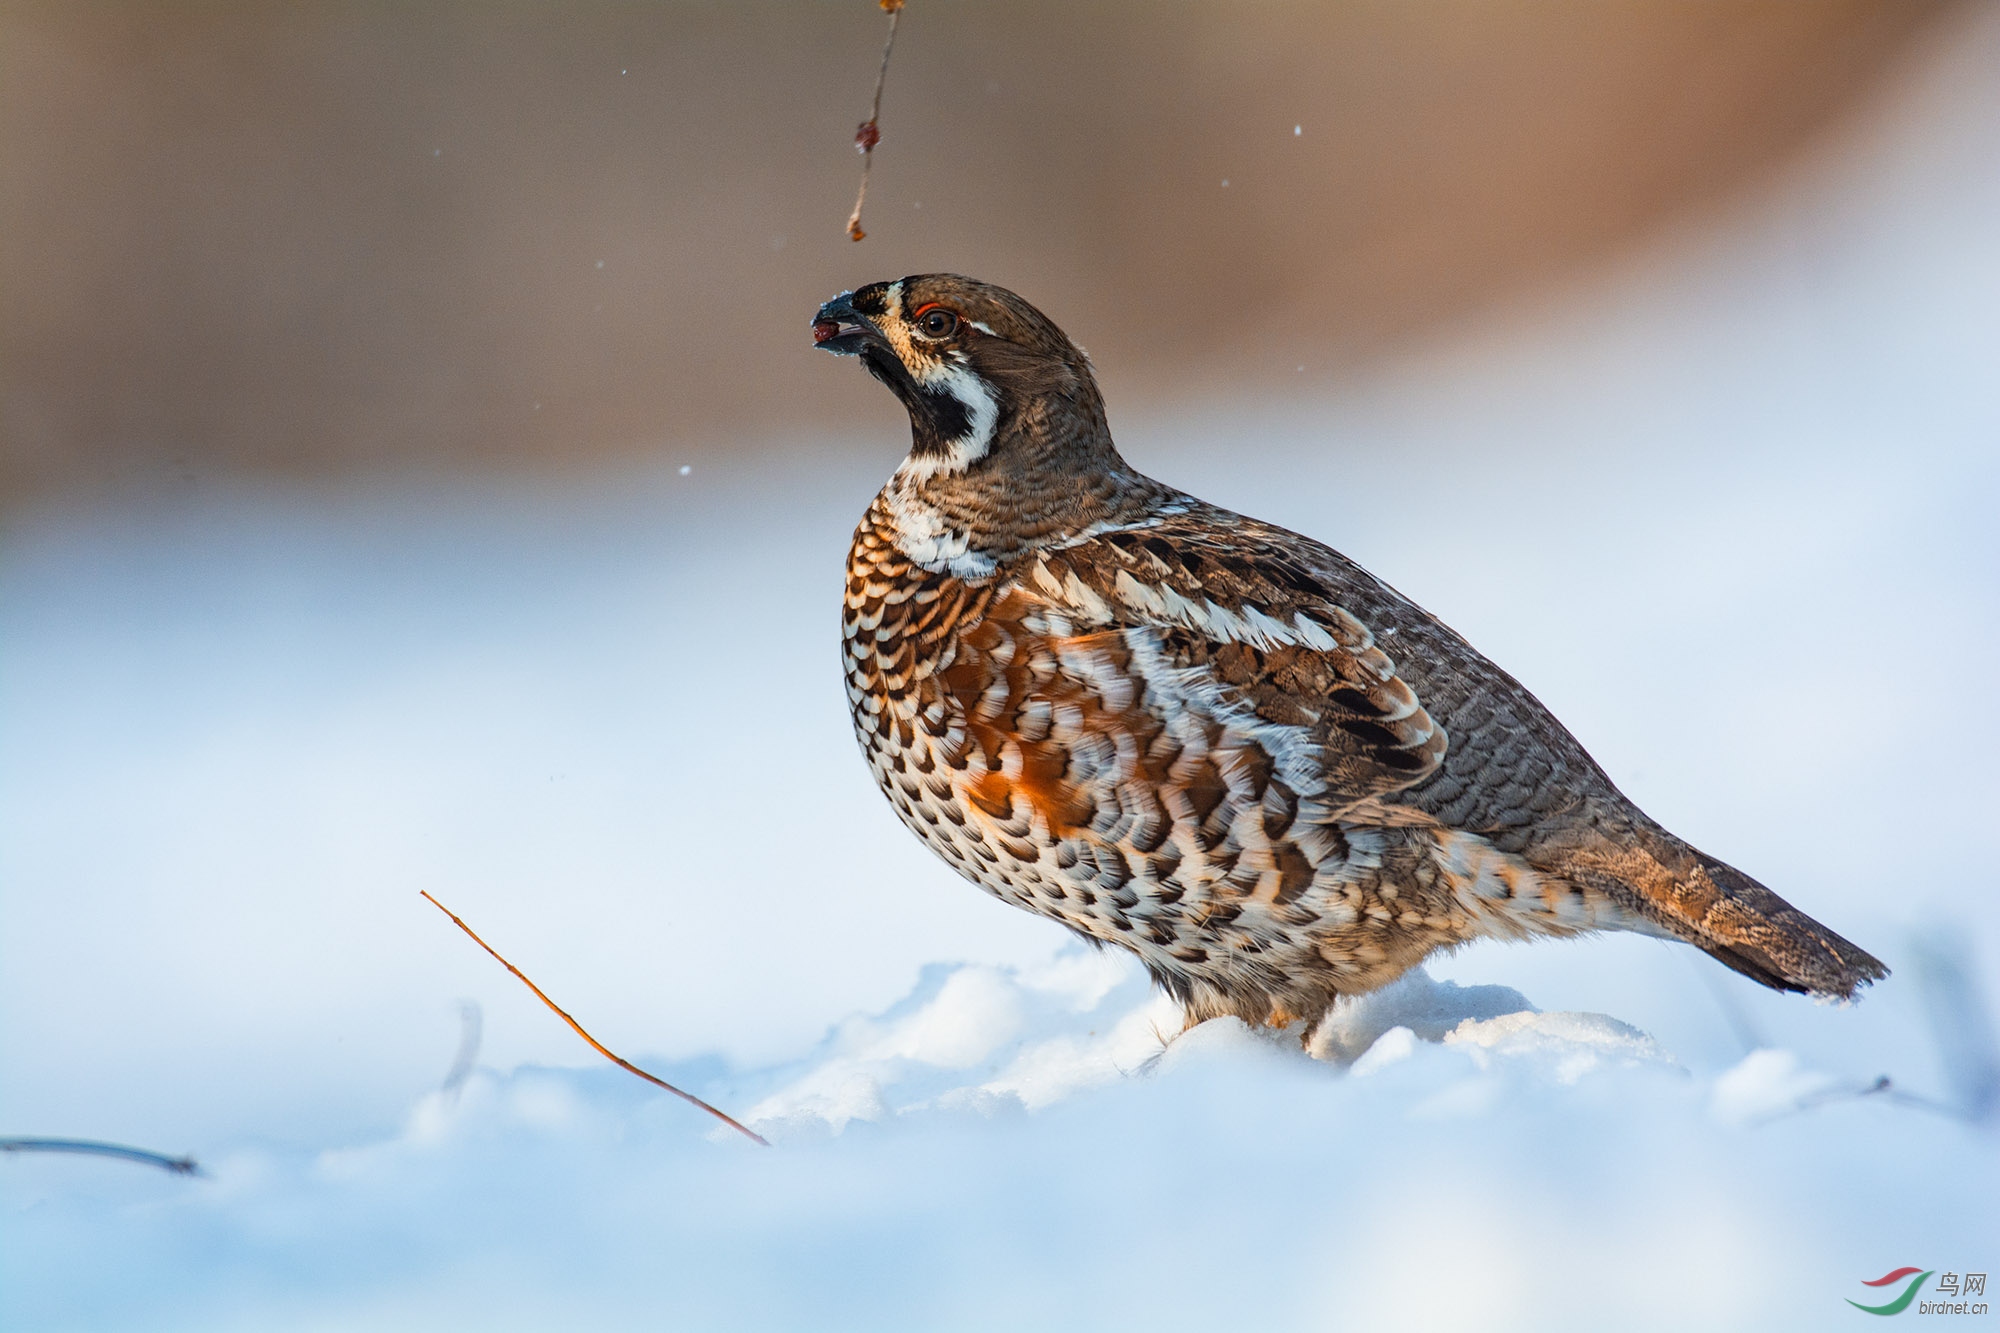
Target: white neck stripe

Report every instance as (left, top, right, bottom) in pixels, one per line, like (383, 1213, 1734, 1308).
(898, 361, 1000, 482)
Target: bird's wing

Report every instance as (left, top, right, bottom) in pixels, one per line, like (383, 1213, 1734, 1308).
(992, 514, 1449, 815)
(905, 518, 1451, 998)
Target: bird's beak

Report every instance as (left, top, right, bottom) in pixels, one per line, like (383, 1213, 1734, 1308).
(811, 292, 879, 356)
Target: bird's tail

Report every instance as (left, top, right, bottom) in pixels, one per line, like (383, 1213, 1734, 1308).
(1673, 850, 1887, 999)
(1573, 828, 1888, 1000)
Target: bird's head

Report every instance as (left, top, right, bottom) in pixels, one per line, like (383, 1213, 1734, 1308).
(812, 274, 1111, 481)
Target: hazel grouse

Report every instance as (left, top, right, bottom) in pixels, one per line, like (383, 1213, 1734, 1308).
(814, 273, 1884, 1032)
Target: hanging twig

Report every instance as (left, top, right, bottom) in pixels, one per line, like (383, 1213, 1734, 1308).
(420, 891, 770, 1147)
(1, 1138, 200, 1176)
(845, 0, 905, 242)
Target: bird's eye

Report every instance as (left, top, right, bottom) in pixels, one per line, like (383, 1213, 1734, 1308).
(914, 306, 959, 340)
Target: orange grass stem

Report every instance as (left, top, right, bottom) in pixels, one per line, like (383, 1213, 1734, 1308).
(420, 891, 770, 1147)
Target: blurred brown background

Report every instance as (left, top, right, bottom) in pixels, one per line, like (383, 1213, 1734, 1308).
(0, 0, 1961, 506)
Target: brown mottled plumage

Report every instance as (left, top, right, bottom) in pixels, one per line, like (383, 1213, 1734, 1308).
(815, 274, 1885, 1032)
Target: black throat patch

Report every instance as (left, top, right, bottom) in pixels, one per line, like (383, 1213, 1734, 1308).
(862, 345, 980, 456)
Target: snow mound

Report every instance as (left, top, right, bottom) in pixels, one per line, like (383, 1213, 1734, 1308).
(1308, 966, 1536, 1062)
(745, 951, 1179, 1136)
(1444, 1009, 1678, 1083)
(742, 959, 1683, 1139)
(1709, 1047, 1844, 1125)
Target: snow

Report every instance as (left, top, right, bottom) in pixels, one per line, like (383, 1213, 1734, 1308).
(2, 959, 1992, 1331)
(7, 10, 2000, 1330)
(1443, 1009, 1673, 1084)
(745, 952, 1169, 1133)
(1308, 966, 1537, 1063)
(1709, 1047, 1842, 1127)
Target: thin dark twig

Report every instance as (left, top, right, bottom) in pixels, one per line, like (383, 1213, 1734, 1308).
(1751, 1073, 1985, 1126)
(1, 1138, 200, 1176)
(846, 0, 904, 242)
(420, 891, 770, 1147)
